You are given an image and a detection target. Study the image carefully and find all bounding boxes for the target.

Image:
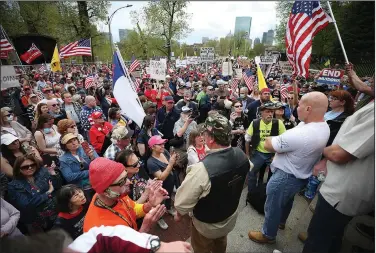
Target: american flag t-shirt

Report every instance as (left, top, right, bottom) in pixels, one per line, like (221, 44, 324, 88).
(286, 1, 332, 78)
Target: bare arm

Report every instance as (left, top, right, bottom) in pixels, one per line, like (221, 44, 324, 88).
(1, 156, 13, 177)
(292, 80, 299, 106)
(264, 137, 276, 153)
(137, 143, 146, 157)
(34, 131, 58, 155)
(323, 144, 355, 164)
(153, 162, 174, 181)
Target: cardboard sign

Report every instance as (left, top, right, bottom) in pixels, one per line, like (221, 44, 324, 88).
(176, 59, 187, 68)
(222, 62, 233, 76)
(235, 68, 243, 78)
(200, 47, 215, 62)
(259, 56, 276, 64)
(316, 68, 344, 85)
(279, 61, 293, 75)
(1, 66, 20, 90)
(149, 60, 167, 80)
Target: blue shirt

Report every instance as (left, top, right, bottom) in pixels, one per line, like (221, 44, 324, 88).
(324, 110, 343, 121)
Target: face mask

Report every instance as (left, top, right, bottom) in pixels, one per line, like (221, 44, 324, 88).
(240, 94, 246, 99)
(43, 128, 51, 134)
(6, 115, 14, 121)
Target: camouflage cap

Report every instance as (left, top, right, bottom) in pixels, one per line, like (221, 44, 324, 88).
(204, 114, 231, 143)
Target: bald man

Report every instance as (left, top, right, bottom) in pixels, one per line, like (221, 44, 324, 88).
(248, 92, 330, 244)
(80, 95, 105, 140)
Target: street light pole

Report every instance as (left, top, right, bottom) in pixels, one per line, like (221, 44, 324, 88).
(107, 4, 132, 58)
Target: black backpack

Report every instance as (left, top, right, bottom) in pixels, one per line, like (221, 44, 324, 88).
(246, 183, 267, 215)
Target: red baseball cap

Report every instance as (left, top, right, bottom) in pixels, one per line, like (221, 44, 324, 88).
(148, 135, 168, 148)
(90, 111, 103, 119)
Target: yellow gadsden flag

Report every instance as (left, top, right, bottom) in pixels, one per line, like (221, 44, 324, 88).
(257, 64, 268, 91)
(51, 44, 62, 72)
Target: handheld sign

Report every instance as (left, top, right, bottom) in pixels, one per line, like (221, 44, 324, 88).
(222, 62, 233, 76)
(279, 61, 293, 75)
(1, 66, 19, 90)
(259, 56, 276, 65)
(149, 60, 167, 80)
(176, 59, 187, 68)
(316, 68, 344, 86)
(200, 47, 215, 62)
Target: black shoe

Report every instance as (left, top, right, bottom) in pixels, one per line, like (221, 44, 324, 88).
(356, 223, 375, 241)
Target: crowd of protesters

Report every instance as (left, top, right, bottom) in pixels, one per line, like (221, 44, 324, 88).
(0, 58, 374, 253)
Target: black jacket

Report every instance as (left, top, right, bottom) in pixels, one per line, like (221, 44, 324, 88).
(326, 112, 350, 146)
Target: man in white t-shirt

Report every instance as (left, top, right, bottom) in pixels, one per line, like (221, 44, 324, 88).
(248, 92, 330, 244)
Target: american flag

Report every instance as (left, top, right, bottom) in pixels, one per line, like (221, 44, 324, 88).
(60, 38, 92, 58)
(242, 69, 254, 91)
(84, 76, 95, 89)
(0, 25, 13, 52)
(286, 1, 332, 78)
(38, 64, 46, 72)
(134, 78, 141, 90)
(230, 78, 240, 92)
(129, 55, 140, 72)
(280, 82, 289, 101)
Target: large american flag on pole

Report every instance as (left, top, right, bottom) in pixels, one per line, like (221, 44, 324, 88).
(286, 1, 332, 78)
(129, 55, 140, 72)
(60, 38, 92, 58)
(242, 69, 254, 91)
(0, 25, 13, 58)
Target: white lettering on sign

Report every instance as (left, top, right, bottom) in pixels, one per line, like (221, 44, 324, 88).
(322, 69, 342, 77)
(1, 66, 20, 89)
(259, 56, 276, 64)
(200, 47, 215, 62)
(317, 68, 344, 86)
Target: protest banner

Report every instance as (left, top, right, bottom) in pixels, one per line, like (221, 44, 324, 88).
(235, 68, 242, 78)
(222, 61, 232, 76)
(259, 55, 276, 64)
(316, 68, 344, 86)
(145, 67, 150, 74)
(149, 60, 167, 80)
(1, 66, 20, 89)
(176, 59, 187, 68)
(279, 61, 293, 75)
(200, 47, 215, 62)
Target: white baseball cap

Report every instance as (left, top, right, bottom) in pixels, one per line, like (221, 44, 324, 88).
(1, 134, 19, 145)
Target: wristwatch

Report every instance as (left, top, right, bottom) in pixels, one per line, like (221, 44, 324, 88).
(150, 238, 161, 253)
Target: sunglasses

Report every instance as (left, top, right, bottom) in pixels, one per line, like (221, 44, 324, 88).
(20, 163, 36, 171)
(127, 158, 140, 168)
(288, 97, 293, 100)
(68, 125, 77, 128)
(51, 104, 58, 107)
(234, 105, 243, 108)
(110, 176, 127, 187)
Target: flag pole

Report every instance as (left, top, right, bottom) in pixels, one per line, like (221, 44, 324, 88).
(326, 1, 349, 64)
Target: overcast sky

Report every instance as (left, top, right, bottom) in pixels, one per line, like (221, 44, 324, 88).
(98, 1, 277, 44)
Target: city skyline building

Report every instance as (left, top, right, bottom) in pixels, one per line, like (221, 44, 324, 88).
(234, 16, 252, 38)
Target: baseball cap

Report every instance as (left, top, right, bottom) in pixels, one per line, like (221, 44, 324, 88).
(1, 134, 19, 145)
(30, 94, 37, 98)
(60, 133, 79, 145)
(260, 88, 271, 94)
(207, 86, 214, 90)
(143, 101, 156, 110)
(164, 96, 174, 102)
(181, 106, 192, 113)
(259, 101, 278, 111)
(166, 75, 171, 79)
(42, 86, 52, 93)
(111, 126, 134, 141)
(91, 111, 103, 119)
(148, 135, 168, 148)
(203, 114, 231, 144)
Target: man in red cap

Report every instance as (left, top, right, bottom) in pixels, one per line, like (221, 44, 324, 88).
(246, 88, 271, 122)
(88, 111, 113, 155)
(144, 82, 158, 104)
(84, 157, 168, 233)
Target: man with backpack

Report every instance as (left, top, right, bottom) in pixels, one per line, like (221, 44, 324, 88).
(245, 102, 286, 204)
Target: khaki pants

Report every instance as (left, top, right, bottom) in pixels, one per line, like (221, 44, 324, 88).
(191, 223, 227, 253)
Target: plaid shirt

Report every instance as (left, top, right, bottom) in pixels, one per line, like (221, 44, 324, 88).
(103, 143, 133, 161)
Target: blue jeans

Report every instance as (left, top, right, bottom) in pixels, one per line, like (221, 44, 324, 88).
(247, 151, 273, 193)
(303, 193, 353, 253)
(262, 169, 308, 239)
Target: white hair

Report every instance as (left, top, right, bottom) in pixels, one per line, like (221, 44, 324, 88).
(110, 125, 128, 144)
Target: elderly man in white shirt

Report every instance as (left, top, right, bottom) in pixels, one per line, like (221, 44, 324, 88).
(248, 92, 330, 244)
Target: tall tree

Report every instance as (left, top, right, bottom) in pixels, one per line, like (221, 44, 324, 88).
(136, 0, 192, 62)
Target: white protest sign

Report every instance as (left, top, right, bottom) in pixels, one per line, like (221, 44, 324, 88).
(254, 56, 261, 65)
(235, 68, 242, 78)
(176, 59, 187, 68)
(222, 62, 233, 76)
(149, 60, 167, 80)
(259, 56, 276, 64)
(1, 66, 20, 90)
(200, 47, 215, 62)
(279, 61, 293, 75)
(145, 67, 150, 74)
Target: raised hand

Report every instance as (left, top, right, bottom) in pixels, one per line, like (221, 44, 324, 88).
(139, 204, 167, 233)
(148, 183, 169, 207)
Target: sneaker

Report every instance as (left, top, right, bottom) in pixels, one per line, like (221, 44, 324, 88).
(157, 218, 168, 230)
(167, 208, 177, 216)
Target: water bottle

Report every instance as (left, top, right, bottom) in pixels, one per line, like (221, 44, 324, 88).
(304, 175, 320, 199)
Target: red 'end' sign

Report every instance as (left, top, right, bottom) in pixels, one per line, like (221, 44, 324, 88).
(317, 68, 344, 85)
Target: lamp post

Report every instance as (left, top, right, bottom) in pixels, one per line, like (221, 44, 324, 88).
(107, 4, 132, 57)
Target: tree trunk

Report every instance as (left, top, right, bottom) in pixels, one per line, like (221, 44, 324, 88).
(77, 1, 92, 63)
(167, 2, 176, 63)
(136, 22, 148, 59)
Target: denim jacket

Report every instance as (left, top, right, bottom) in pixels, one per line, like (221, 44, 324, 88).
(59, 146, 98, 188)
(7, 167, 61, 224)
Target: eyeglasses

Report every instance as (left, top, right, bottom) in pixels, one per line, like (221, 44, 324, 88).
(51, 104, 58, 107)
(234, 105, 242, 108)
(68, 125, 77, 128)
(110, 177, 127, 187)
(20, 163, 36, 171)
(127, 158, 140, 168)
(329, 97, 339, 101)
(288, 97, 293, 100)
